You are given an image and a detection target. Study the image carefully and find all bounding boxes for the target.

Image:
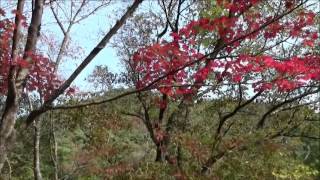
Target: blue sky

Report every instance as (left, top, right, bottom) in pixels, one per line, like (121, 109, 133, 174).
(40, 1, 128, 91)
(39, 0, 158, 91)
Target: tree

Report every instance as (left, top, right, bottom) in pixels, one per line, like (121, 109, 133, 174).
(130, 0, 320, 172)
(86, 65, 117, 92)
(52, 0, 319, 175)
(0, 0, 144, 173)
(41, 1, 112, 178)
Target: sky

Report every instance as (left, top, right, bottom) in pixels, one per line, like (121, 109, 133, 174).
(39, 0, 158, 91)
(0, 0, 158, 91)
(40, 1, 133, 91)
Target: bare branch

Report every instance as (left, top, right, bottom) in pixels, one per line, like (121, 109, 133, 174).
(256, 88, 320, 129)
(25, 0, 144, 126)
(74, 1, 111, 24)
(121, 111, 144, 121)
(282, 134, 320, 140)
(11, 0, 25, 62)
(216, 91, 263, 135)
(50, 2, 66, 35)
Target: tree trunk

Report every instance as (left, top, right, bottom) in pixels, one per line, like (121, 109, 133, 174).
(0, 0, 44, 173)
(33, 120, 42, 180)
(155, 144, 166, 162)
(0, 68, 19, 173)
(50, 116, 59, 180)
(0, 146, 6, 173)
(201, 151, 226, 174)
(53, 132, 58, 180)
(6, 157, 12, 180)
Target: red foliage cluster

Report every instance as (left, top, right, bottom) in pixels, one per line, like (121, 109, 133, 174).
(26, 53, 63, 99)
(132, 1, 319, 97)
(0, 9, 73, 100)
(0, 15, 14, 93)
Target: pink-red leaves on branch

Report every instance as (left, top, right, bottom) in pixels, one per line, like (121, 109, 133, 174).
(26, 54, 63, 100)
(0, 8, 73, 99)
(132, 2, 319, 96)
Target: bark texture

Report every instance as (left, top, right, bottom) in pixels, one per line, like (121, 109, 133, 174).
(33, 120, 42, 180)
(0, 0, 44, 173)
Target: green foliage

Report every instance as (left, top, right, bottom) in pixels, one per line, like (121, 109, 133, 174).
(6, 92, 319, 179)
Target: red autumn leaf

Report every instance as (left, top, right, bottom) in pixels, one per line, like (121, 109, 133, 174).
(17, 59, 30, 68)
(303, 39, 314, 47)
